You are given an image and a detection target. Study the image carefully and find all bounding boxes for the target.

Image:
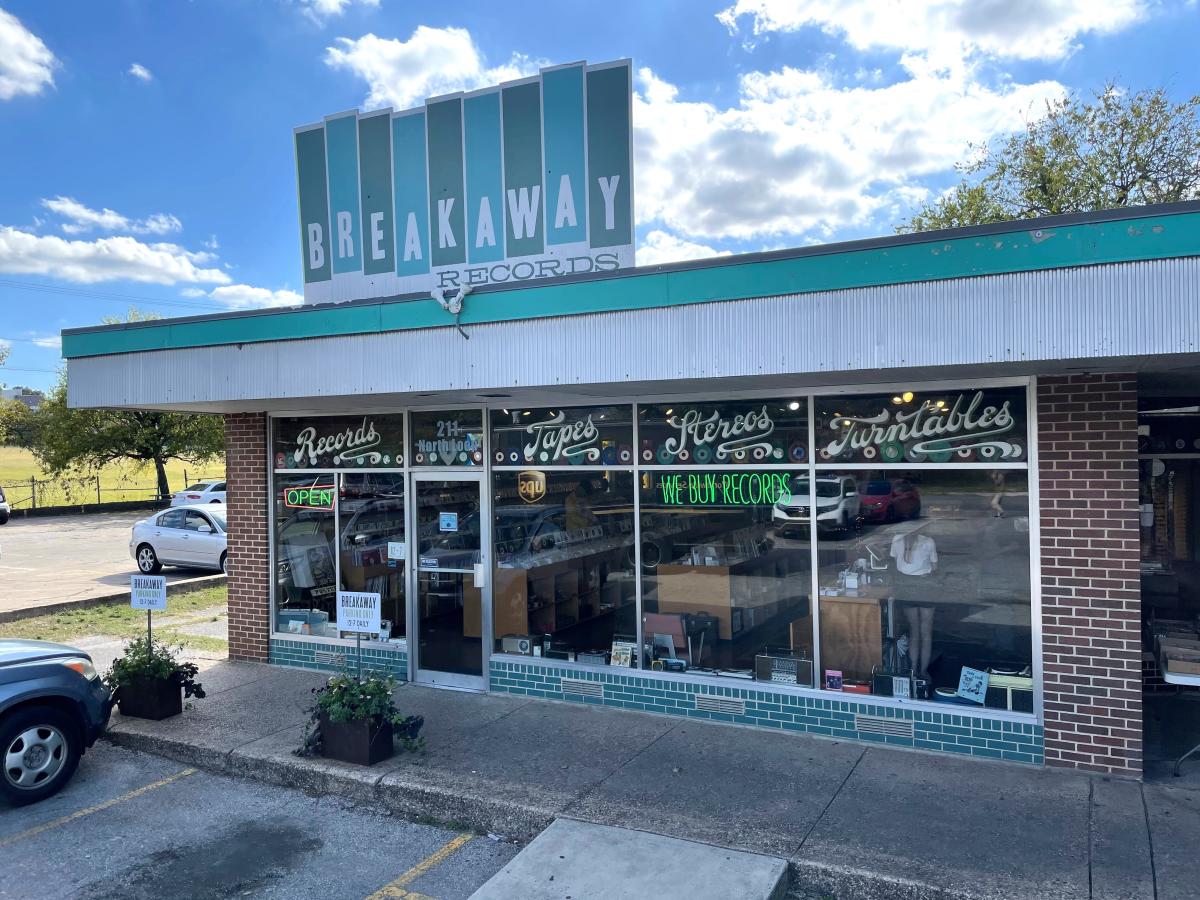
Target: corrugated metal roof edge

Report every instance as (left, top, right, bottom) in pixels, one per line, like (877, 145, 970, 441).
(61, 200, 1200, 359)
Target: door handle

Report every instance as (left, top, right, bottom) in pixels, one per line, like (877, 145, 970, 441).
(472, 563, 486, 589)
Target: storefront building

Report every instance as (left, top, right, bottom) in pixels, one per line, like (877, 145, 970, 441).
(60, 198, 1200, 778)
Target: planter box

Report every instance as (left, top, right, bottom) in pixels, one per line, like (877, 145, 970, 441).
(117, 676, 183, 720)
(318, 713, 394, 766)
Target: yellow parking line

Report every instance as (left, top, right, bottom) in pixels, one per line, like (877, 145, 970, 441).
(0, 767, 197, 849)
(365, 832, 474, 900)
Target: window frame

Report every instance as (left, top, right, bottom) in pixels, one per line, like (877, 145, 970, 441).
(266, 376, 1040, 723)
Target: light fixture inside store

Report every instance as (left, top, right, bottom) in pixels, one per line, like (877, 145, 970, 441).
(788, 401, 801, 411)
(902, 391, 914, 402)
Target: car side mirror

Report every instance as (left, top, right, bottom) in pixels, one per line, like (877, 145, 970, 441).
(197, 524, 212, 534)
(845, 490, 857, 497)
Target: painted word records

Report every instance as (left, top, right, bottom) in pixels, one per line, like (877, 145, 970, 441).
(296, 60, 634, 304)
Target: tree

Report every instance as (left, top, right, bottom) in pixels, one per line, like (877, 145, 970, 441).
(0, 398, 36, 449)
(30, 310, 224, 499)
(899, 86, 1200, 232)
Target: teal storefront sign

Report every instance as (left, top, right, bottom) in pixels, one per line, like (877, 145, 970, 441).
(294, 59, 634, 305)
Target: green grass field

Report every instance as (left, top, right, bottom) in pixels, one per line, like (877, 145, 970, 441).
(3, 584, 228, 653)
(0, 446, 224, 508)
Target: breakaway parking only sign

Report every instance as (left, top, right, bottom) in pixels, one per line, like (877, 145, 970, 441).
(336, 591, 381, 635)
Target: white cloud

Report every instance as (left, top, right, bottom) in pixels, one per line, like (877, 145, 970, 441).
(179, 287, 207, 298)
(202, 234, 219, 251)
(636, 230, 731, 267)
(207, 284, 303, 310)
(128, 63, 153, 82)
(41, 196, 182, 236)
(0, 8, 57, 101)
(0, 227, 231, 285)
(325, 26, 538, 110)
(633, 63, 1065, 241)
(717, 0, 1146, 67)
(31, 335, 61, 350)
(298, 0, 380, 23)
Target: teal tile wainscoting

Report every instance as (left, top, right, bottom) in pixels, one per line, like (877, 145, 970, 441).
(270, 638, 409, 680)
(489, 658, 1044, 765)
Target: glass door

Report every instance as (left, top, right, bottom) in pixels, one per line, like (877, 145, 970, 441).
(411, 473, 489, 689)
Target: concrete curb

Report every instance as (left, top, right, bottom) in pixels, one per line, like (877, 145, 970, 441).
(100, 725, 989, 900)
(0, 573, 226, 624)
(7, 499, 164, 519)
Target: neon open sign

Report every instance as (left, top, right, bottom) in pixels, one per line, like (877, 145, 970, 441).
(284, 485, 335, 510)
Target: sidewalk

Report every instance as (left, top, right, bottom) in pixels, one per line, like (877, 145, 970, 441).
(102, 660, 1200, 900)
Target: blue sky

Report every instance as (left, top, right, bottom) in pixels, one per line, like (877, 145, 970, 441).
(1, 0, 1198, 392)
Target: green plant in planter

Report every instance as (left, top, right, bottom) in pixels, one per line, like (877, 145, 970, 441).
(298, 671, 424, 758)
(103, 636, 205, 720)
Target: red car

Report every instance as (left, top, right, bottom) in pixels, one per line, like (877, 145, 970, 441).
(858, 478, 920, 522)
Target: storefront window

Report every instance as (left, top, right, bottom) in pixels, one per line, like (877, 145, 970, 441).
(274, 473, 338, 636)
(338, 473, 406, 640)
(410, 410, 484, 466)
(491, 405, 634, 466)
(813, 469, 1032, 708)
(493, 471, 636, 664)
(813, 387, 1027, 464)
(639, 469, 814, 683)
(639, 398, 808, 465)
(272, 414, 405, 468)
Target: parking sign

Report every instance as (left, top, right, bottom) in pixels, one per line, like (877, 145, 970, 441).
(130, 575, 167, 610)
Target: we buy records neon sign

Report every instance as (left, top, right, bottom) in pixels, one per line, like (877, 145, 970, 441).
(283, 483, 335, 510)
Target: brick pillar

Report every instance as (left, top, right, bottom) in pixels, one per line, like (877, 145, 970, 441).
(1038, 374, 1142, 775)
(224, 413, 269, 662)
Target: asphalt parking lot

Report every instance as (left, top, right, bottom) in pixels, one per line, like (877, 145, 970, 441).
(0, 742, 517, 900)
(0, 511, 215, 615)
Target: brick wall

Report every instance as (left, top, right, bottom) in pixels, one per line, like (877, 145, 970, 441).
(1038, 374, 1142, 775)
(224, 413, 269, 662)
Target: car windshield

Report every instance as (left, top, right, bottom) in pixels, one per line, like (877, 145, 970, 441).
(791, 478, 842, 498)
(185, 483, 213, 491)
(207, 509, 227, 531)
(864, 480, 893, 494)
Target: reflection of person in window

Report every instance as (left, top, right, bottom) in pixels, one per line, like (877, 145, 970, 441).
(565, 480, 597, 531)
(990, 470, 1006, 518)
(891, 524, 937, 680)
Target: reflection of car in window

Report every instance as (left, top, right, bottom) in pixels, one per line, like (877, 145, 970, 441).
(858, 478, 921, 522)
(772, 475, 861, 536)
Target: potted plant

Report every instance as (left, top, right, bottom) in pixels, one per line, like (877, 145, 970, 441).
(104, 636, 206, 720)
(300, 671, 424, 766)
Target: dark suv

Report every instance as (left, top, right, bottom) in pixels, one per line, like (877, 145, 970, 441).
(0, 640, 112, 805)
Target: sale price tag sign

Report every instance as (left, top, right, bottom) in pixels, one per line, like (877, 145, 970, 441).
(130, 575, 167, 611)
(336, 591, 381, 635)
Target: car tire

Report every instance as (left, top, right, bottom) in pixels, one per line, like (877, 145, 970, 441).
(136, 543, 163, 574)
(0, 705, 83, 806)
(219, 552, 228, 576)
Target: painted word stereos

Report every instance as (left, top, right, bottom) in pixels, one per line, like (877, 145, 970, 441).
(822, 391, 1021, 459)
(524, 411, 601, 462)
(293, 418, 382, 466)
(664, 406, 775, 461)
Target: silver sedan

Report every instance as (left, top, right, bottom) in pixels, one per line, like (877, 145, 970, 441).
(130, 505, 228, 574)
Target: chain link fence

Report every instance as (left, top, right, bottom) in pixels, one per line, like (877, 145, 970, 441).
(0, 469, 224, 511)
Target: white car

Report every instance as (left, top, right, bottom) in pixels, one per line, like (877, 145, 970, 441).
(773, 474, 861, 537)
(130, 505, 228, 574)
(170, 480, 226, 506)
(0, 485, 10, 525)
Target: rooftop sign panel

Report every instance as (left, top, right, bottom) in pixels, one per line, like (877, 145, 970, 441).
(294, 59, 634, 305)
